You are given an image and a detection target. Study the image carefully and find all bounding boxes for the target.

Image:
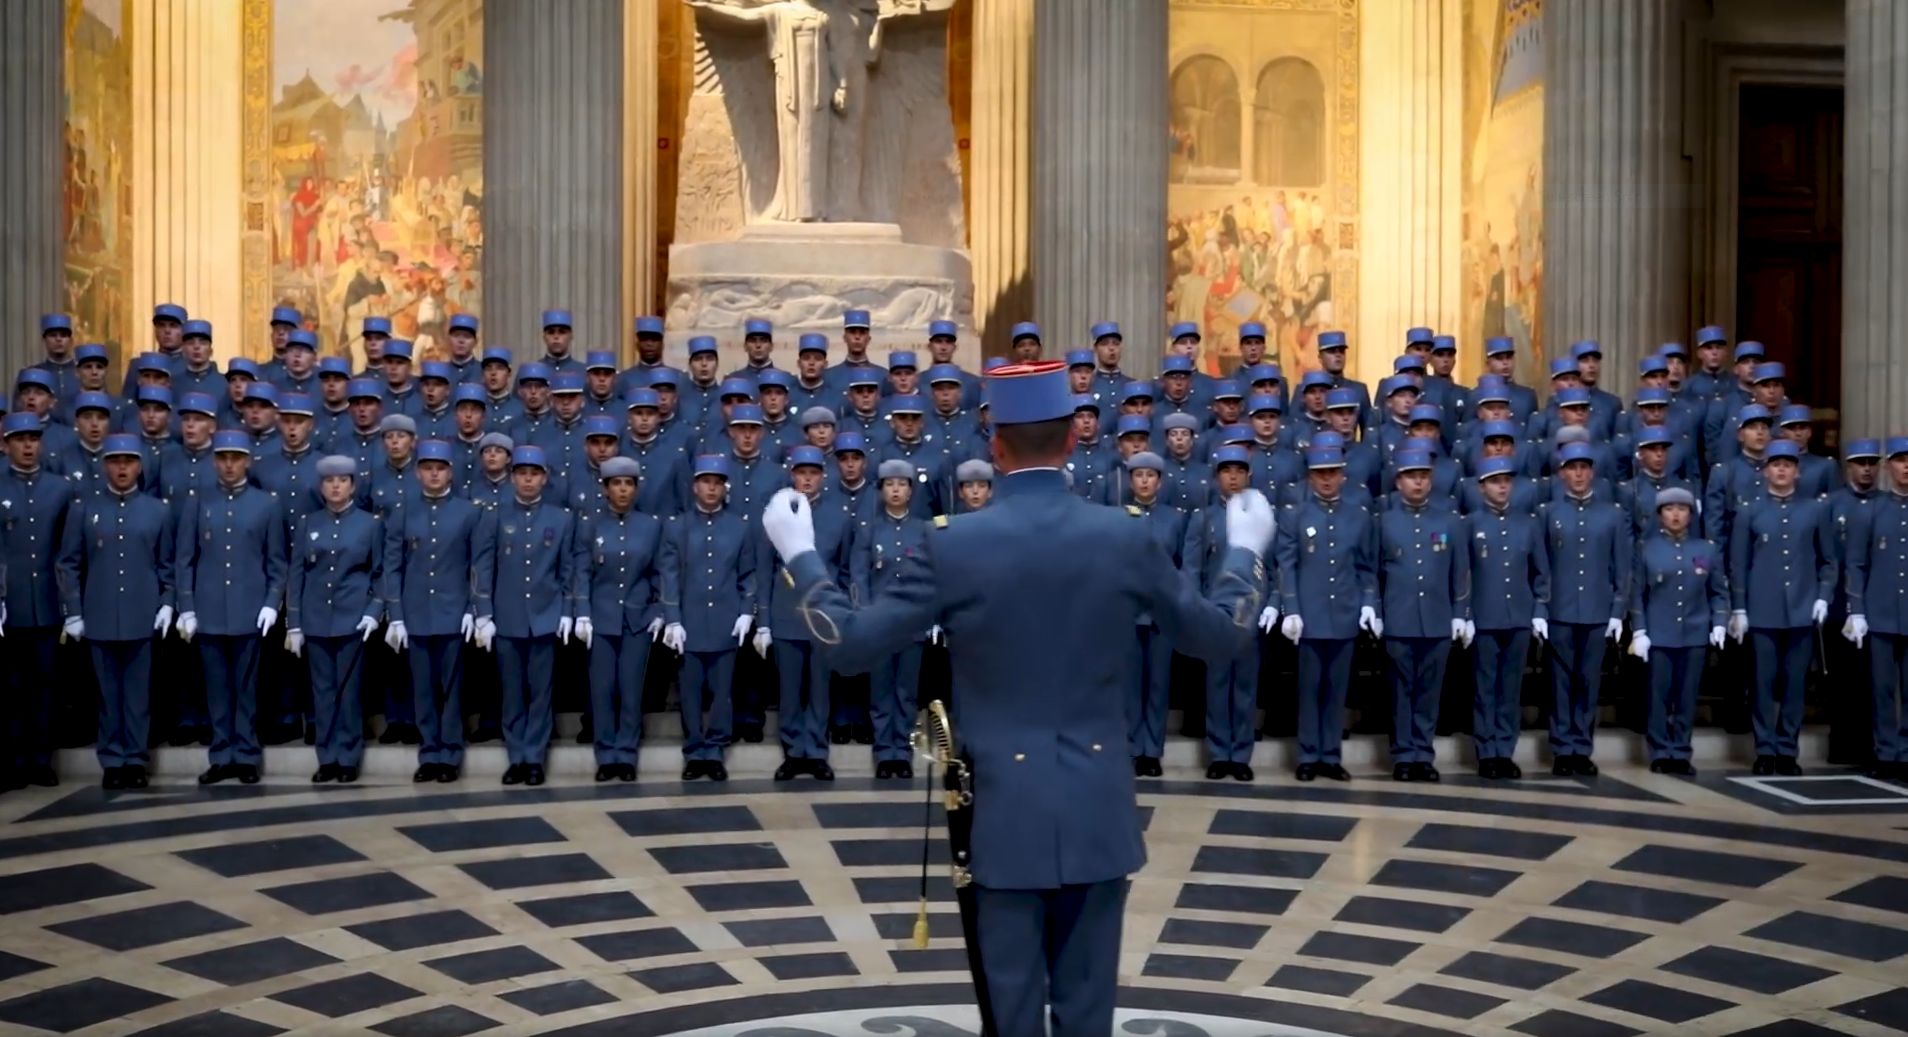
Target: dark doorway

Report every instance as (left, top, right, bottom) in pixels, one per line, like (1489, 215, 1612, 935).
(1735, 84, 1844, 447)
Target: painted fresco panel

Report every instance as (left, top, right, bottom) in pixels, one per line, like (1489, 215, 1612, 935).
(1461, 0, 1544, 385)
(63, 0, 133, 364)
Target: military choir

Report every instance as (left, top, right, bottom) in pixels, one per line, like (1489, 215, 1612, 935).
(5, 305, 1905, 789)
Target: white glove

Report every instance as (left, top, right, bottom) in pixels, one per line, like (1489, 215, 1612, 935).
(1629, 632, 1651, 659)
(731, 614, 752, 646)
(649, 616, 666, 641)
(1531, 617, 1549, 641)
(385, 619, 408, 651)
(663, 621, 686, 652)
(752, 625, 772, 655)
(1728, 609, 1748, 642)
(557, 616, 573, 644)
(1358, 606, 1382, 638)
(0, 600, 7, 636)
(177, 611, 198, 642)
(1451, 618, 1467, 643)
(762, 487, 817, 561)
(475, 617, 496, 651)
(357, 615, 379, 642)
(575, 616, 594, 648)
(1844, 614, 1869, 647)
(927, 624, 944, 644)
(1258, 605, 1279, 632)
(285, 628, 305, 657)
(154, 605, 174, 638)
(61, 616, 84, 642)
(1281, 613, 1304, 643)
(256, 606, 278, 635)
(1225, 487, 1275, 557)
(460, 613, 475, 641)
(1709, 625, 1727, 649)
(1606, 618, 1624, 641)
(1811, 598, 1828, 625)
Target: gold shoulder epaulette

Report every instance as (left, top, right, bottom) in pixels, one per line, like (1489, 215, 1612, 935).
(933, 515, 949, 528)
(1126, 505, 1143, 516)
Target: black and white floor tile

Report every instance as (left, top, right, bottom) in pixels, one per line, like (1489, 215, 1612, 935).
(0, 759, 1905, 1036)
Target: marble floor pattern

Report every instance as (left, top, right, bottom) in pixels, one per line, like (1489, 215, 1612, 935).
(0, 762, 1904, 1036)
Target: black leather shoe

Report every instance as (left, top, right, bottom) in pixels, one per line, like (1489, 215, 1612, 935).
(413, 764, 437, 783)
(1649, 759, 1669, 774)
(197, 763, 229, 785)
(1478, 758, 1500, 779)
(618, 764, 637, 782)
(503, 764, 526, 785)
(436, 766, 459, 783)
(1205, 762, 1229, 780)
(102, 767, 124, 791)
(1231, 763, 1253, 782)
(525, 765, 545, 786)
(875, 761, 893, 779)
(1320, 764, 1351, 781)
(894, 761, 913, 779)
(1552, 756, 1575, 777)
(1147, 757, 1165, 777)
(196, 726, 212, 746)
(303, 721, 316, 745)
(1752, 755, 1775, 776)
(1572, 756, 1598, 777)
(1773, 756, 1800, 776)
(313, 764, 338, 783)
(738, 723, 764, 744)
(1133, 758, 1149, 778)
(26, 764, 58, 787)
(1295, 763, 1317, 782)
(338, 767, 359, 784)
(1393, 763, 1414, 782)
(707, 762, 728, 781)
(829, 726, 850, 745)
(852, 723, 873, 745)
(576, 717, 594, 745)
(168, 727, 197, 748)
(595, 765, 617, 783)
(398, 724, 421, 746)
(812, 761, 835, 781)
(123, 765, 148, 789)
(1414, 762, 1441, 783)
(236, 764, 260, 785)
(1673, 760, 1696, 776)
(680, 761, 702, 781)
(378, 724, 403, 745)
(775, 760, 800, 781)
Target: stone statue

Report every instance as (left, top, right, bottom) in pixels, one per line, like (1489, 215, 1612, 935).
(684, 0, 957, 224)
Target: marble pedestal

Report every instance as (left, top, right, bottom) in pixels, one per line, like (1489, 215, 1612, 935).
(663, 222, 978, 370)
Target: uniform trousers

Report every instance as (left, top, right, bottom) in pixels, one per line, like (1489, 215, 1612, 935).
(1386, 637, 1452, 763)
(496, 635, 556, 766)
(89, 639, 152, 769)
(869, 643, 924, 763)
(307, 636, 366, 768)
(1871, 633, 1908, 763)
(1645, 645, 1705, 762)
(1295, 637, 1355, 765)
(199, 634, 263, 766)
(732, 643, 772, 733)
(262, 618, 303, 730)
(1827, 598, 1872, 764)
(410, 635, 466, 767)
(1127, 625, 1173, 758)
(5, 628, 57, 769)
(1203, 632, 1260, 765)
(1750, 627, 1813, 758)
(830, 673, 870, 732)
(158, 634, 207, 734)
(1471, 628, 1530, 761)
(374, 640, 414, 730)
(772, 637, 830, 760)
(679, 648, 736, 761)
(588, 632, 652, 766)
(1547, 622, 1608, 757)
(973, 878, 1127, 1037)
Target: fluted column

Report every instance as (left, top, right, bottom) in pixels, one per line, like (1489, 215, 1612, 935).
(1359, 0, 1462, 376)
(485, 0, 624, 349)
(0, 0, 64, 378)
(621, 0, 658, 355)
(1542, 0, 1684, 384)
(1844, 0, 1908, 439)
(970, 0, 1034, 357)
(1033, 0, 1168, 369)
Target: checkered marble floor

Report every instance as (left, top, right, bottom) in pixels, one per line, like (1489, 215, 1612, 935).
(0, 764, 1903, 1036)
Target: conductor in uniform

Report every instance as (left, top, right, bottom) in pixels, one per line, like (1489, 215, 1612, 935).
(757, 359, 1271, 1037)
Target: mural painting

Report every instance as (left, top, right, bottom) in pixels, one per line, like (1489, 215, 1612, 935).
(63, 0, 133, 363)
(270, 0, 483, 369)
(1166, 0, 1358, 380)
(1460, 0, 1544, 386)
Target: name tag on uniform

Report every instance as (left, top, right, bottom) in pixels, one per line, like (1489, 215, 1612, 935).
(1762, 533, 1770, 543)
(1692, 555, 1708, 573)
(543, 527, 556, 545)
(1880, 536, 1889, 551)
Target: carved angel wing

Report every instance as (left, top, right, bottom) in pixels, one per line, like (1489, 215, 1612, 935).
(689, 6, 782, 224)
(856, 12, 965, 246)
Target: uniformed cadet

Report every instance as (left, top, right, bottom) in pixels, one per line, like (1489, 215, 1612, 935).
(568, 416, 624, 514)
(1571, 341, 1625, 436)
(1702, 342, 1763, 460)
(170, 320, 222, 401)
(487, 445, 584, 786)
(681, 337, 723, 427)
(16, 369, 81, 467)
(64, 393, 115, 499)
(1001, 320, 1040, 362)
(1123, 451, 1192, 776)
(583, 352, 621, 418)
(1082, 322, 1126, 414)
(1423, 335, 1468, 414)
(1628, 488, 1727, 773)
(1541, 442, 1632, 775)
(367, 414, 419, 523)
(258, 308, 296, 385)
(855, 458, 933, 777)
(1064, 396, 1116, 504)
(763, 447, 847, 780)
(177, 431, 286, 786)
(129, 386, 176, 453)
(619, 389, 686, 516)
(252, 393, 323, 516)
(538, 309, 584, 373)
(338, 380, 386, 473)
(415, 361, 456, 438)
(753, 369, 800, 457)
(1777, 405, 1837, 498)
(1156, 413, 1211, 511)
(33, 314, 82, 405)
(2, 413, 76, 787)
(1844, 438, 1908, 778)
(877, 395, 947, 515)
(615, 316, 668, 397)
(53, 435, 173, 789)
(1686, 325, 1733, 401)
(1627, 427, 1698, 539)
(314, 357, 353, 442)
(665, 455, 758, 781)
(285, 456, 382, 783)
(1705, 403, 1774, 542)
(577, 455, 671, 781)
(447, 384, 491, 480)
(358, 316, 392, 377)
(384, 439, 495, 783)
(72, 343, 112, 406)
(467, 432, 517, 508)
(1628, 386, 1699, 481)
(1714, 359, 1790, 463)
(954, 458, 994, 513)
(1198, 446, 1263, 779)
(716, 405, 787, 530)
(1464, 458, 1547, 778)
(786, 334, 840, 415)
(445, 314, 484, 385)
(512, 363, 557, 445)
(1827, 438, 1885, 763)
(1729, 439, 1835, 775)
(540, 373, 591, 483)
(479, 348, 524, 431)
(1379, 450, 1471, 781)
(758, 357, 1267, 1037)
(277, 329, 320, 397)
(726, 318, 779, 381)
(840, 368, 887, 440)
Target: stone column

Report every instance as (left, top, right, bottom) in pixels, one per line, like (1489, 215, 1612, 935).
(1843, 0, 1908, 439)
(621, 0, 659, 350)
(1032, 0, 1169, 370)
(484, 0, 625, 348)
(1542, 0, 1684, 383)
(0, 0, 64, 378)
(969, 0, 1034, 356)
(1358, 0, 1463, 371)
